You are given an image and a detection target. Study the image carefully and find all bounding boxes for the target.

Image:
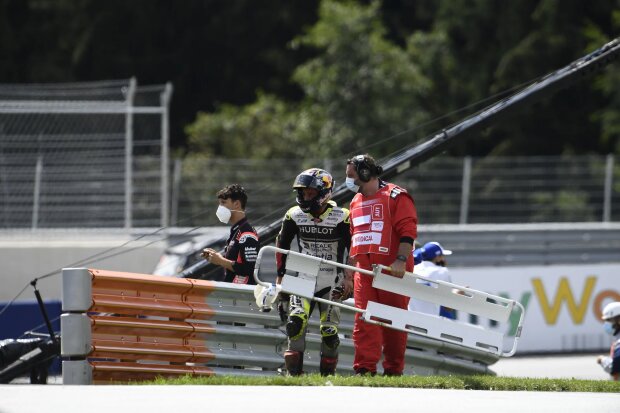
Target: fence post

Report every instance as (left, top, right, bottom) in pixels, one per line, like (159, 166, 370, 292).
(32, 155, 42, 230)
(603, 154, 614, 222)
(160, 82, 174, 228)
(170, 158, 182, 226)
(124, 77, 137, 230)
(459, 156, 472, 224)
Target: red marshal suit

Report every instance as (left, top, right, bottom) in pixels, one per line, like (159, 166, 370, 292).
(349, 182, 417, 375)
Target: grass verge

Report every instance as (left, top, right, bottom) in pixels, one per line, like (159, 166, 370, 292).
(150, 374, 620, 393)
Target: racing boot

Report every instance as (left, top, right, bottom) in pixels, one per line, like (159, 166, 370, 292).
(319, 356, 338, 376)
(284, 350, 304, 376)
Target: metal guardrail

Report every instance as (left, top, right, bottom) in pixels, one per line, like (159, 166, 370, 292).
(61, 268, 498, 384)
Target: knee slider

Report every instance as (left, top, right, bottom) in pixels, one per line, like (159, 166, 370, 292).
(320, 325, 340, 349)
(286, 308, 308, 340)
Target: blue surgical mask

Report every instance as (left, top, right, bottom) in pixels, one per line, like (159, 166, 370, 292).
(603, 321, 615, 335)
(345, 177, 359, 193)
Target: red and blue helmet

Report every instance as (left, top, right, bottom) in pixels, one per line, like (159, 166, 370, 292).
(293, 168, 334, 213)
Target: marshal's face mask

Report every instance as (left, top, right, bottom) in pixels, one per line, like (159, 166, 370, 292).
(345, 177, 359, 193)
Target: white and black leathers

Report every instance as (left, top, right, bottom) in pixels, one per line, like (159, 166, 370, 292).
(276, 200, 351, 291)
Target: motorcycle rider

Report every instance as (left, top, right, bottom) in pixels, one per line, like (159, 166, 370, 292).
(275, 168, 352, 376)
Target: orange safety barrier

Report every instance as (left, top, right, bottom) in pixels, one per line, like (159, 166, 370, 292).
(62, 268, 241, 384)
(61, 267, 499, 384)
(90, 269, 216, 319)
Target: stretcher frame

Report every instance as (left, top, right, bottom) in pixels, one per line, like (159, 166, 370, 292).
(253, 246, 524, 357)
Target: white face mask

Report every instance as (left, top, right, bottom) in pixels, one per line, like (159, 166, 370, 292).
(216, 204, 244, 224)
(345, 177, 359, 193)
(216, 205, 232, 224)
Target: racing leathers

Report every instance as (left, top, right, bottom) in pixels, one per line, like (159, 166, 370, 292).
(275, 200, 351, 375)
(222, 217, 259, 284)
(349, 181, 417, 376)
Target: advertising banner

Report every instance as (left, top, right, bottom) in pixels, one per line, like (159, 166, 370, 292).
(450, 264, 620, 354)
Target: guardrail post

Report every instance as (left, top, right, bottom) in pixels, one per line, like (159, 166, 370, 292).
(61, 268, 93, 384)
(62, 360, 92, 385)
(62, 268, 92, 312)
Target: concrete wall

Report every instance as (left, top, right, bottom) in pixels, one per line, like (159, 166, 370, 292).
(0, 231, 166, 302)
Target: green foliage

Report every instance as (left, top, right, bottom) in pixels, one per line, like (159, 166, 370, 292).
(291, 0, 431, 156)
(184, 0, 620, 161)
(186, 0, 431, 160)
(585, 8, 620, 154)
(187, 93, 300, 159)
(406, 0, 620, 156)
(149, 373, 620, 393)
(529, 190, 596, 222)
(2, 0, 618, 158)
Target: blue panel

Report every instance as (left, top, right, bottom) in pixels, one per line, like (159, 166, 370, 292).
(0, 300, 61, 339)
(0, 300, 62, 375)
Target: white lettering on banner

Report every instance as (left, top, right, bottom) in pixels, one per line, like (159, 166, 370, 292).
(371, 221, 384, 231)
(352, 215, 371, 227)
(352, 232, 382, 246)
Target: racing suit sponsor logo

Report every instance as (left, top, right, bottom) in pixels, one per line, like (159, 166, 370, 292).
(244, 246, 257, 262)
(371, 221, 384, 231)
(352, 215, 371, 227)
(238, 232, 258, 243)
(299, 226, 334, 235)
(372, 204, 384, 220)
(352, 232, 382, 246)
(232, 275, 249, 284)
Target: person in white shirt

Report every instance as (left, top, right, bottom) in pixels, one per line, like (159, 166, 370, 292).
(408, 241, 456, 318)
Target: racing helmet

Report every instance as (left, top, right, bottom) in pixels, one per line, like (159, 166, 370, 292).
(602, 301, 620, 321)
(293, 168, 334, 213)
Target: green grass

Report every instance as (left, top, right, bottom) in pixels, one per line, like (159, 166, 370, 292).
(149, 374, 620, 393)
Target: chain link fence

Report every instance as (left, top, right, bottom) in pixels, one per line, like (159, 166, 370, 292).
(172, 155, 620, 227)
(0, 79, 617, 229)
(0, 79, 172, 229)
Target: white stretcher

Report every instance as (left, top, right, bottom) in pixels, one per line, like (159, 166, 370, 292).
(253, 246, 524, 357)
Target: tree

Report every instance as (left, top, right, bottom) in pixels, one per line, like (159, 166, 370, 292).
(406, 0, 619, 156)
(186, 0, 431, 159)
(0, 0, 320, 149)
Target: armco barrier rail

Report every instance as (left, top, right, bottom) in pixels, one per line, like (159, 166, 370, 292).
(61, 268, 501, 384)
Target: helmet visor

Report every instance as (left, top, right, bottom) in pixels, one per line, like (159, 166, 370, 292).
(293, 174, 319, 189)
